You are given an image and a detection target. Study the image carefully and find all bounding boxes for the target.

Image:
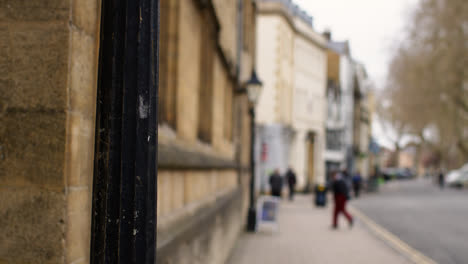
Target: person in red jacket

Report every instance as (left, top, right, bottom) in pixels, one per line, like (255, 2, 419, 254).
(331, 171, 353, 229)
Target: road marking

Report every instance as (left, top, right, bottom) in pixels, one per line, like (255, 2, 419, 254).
(350, 206, 438, 264)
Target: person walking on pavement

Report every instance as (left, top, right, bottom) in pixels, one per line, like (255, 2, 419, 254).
(438, 170, 445, 189)
(285, 167, 297, 201)
(331, 171, 353, 229)
(269, 169, 283, 198)
(352, 171, 363, 198)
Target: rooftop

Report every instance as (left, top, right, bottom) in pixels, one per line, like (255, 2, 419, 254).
(259, 0, 314, 27)
(328, 40, 350, 56)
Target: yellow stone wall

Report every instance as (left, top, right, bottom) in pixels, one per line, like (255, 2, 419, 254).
(0, 0, 255, 263)
(157, 170, 237, 221)
(0, 0, 100, 263)
(212, 0, 238, 72)
(158, 0, 242, 225)
(156, 1, 255, 263)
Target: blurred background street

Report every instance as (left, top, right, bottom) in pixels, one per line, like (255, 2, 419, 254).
(1, 0, 467, 263)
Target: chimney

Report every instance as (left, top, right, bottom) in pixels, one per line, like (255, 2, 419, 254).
(323, 30, 331, 41)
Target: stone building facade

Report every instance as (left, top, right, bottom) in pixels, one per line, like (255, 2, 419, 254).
(353, 63, 373, 178)
(324, 32, 374, 180)
(324, 35, 356, 179)
(0, 0, 256, 263)
(156, 0, 256, 263)
(255, 0, 327, 191)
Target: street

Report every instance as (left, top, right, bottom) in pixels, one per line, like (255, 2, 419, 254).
(353, 179, 468, 264)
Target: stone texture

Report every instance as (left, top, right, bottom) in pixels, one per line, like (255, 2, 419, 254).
(68, 27, 99, 117)
(157, 189, 243, 264)
(158, 169, 238, 219)
(0, 22, 69, 110)
(63, 1, 100, 262)
(71, 0, 100, 35)
(158, 171, 173, 216)
(212, 0, 237, 72)
(66, 188, 91, 264)
(64, 112, 95, 188)
(0, 188, 65, 264)
(0, 0, 69, 22)
(212, 55, 226, 151)
(171, 172, 185, 212)
(176, 0, 201, 142)
(0, 0, 100, 263)
(158, 141, 237, 170)
(0, 111, 66, 189)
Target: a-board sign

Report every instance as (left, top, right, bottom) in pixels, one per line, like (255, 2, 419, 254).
(256, 196, 280, 231)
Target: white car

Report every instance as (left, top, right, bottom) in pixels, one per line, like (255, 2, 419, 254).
(446, 170, 461, 185)
(447, 167, 468, 188)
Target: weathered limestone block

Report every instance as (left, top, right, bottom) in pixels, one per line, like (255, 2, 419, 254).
(176, 0, 201, 143)
(71, 0, 100, 35)
(0, 188, 65, 263)
(157, 189, 243, 264)
(0, 0, 69, 22)
(0, 112, 66, 189)
(1, 23, 69, 110)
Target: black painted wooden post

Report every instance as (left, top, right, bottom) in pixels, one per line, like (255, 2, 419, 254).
(91, 0, 159, 263)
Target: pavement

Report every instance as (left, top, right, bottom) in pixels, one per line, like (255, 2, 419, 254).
(227, 194, 413, 264)
(354, 179, 468, 264)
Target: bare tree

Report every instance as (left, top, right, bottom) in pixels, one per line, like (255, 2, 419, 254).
(382, 0, 468, 168)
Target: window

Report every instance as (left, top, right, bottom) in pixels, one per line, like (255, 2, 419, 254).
(326, 129, 343, 151)
(224, 80, 233, 141)
(158, 0, 179, 128)
(243, 0, 254, 52)
(197, 10, 216, 143)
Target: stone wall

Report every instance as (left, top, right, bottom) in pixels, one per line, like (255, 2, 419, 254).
(156, 0, 255, 263)
(0, 0, 255, 263)
(0, 0, 100, 263)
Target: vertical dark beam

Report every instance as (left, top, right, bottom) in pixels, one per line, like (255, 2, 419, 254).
(247, 107, 257, 231)
(91, 0, 159, 263)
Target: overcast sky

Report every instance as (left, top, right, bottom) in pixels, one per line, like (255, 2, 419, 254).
(294, 0, 420, 148)
(294, 0, 419, 86)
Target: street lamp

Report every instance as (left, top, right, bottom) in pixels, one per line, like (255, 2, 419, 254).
(245, 70, 263, 232)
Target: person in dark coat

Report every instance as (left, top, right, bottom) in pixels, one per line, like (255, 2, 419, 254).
(352, 171, 363, 198)
(269, 169, 283, 198)
(331, 171, 353, 229)
(438, 171, 445, 189)
(285, 167, 297, 200)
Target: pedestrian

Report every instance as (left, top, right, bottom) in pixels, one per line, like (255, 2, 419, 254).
(438, 170, 445, 189)
(269, 169, 283, 198)
(285, 166, 297, 200)
(341, 169, 352, 200)
(352, 171, 363, 198)
(331, 171, 353, 229)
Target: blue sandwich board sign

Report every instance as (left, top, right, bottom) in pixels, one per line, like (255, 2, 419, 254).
(256, 196, 280, 231)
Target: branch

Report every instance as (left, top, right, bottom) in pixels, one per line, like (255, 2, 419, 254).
(452, 95, 468, 114)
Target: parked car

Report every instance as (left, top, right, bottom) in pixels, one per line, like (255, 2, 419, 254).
(447, 164, 468, 188)
(382, 168, 415, 180)
(397, 168, 415, 180)
(382, 168, 397, 181)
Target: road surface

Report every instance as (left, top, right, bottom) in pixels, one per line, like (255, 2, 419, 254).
(353, 179, 468, 264)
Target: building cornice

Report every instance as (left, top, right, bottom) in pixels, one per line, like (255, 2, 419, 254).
(257, 2, 327, 50)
